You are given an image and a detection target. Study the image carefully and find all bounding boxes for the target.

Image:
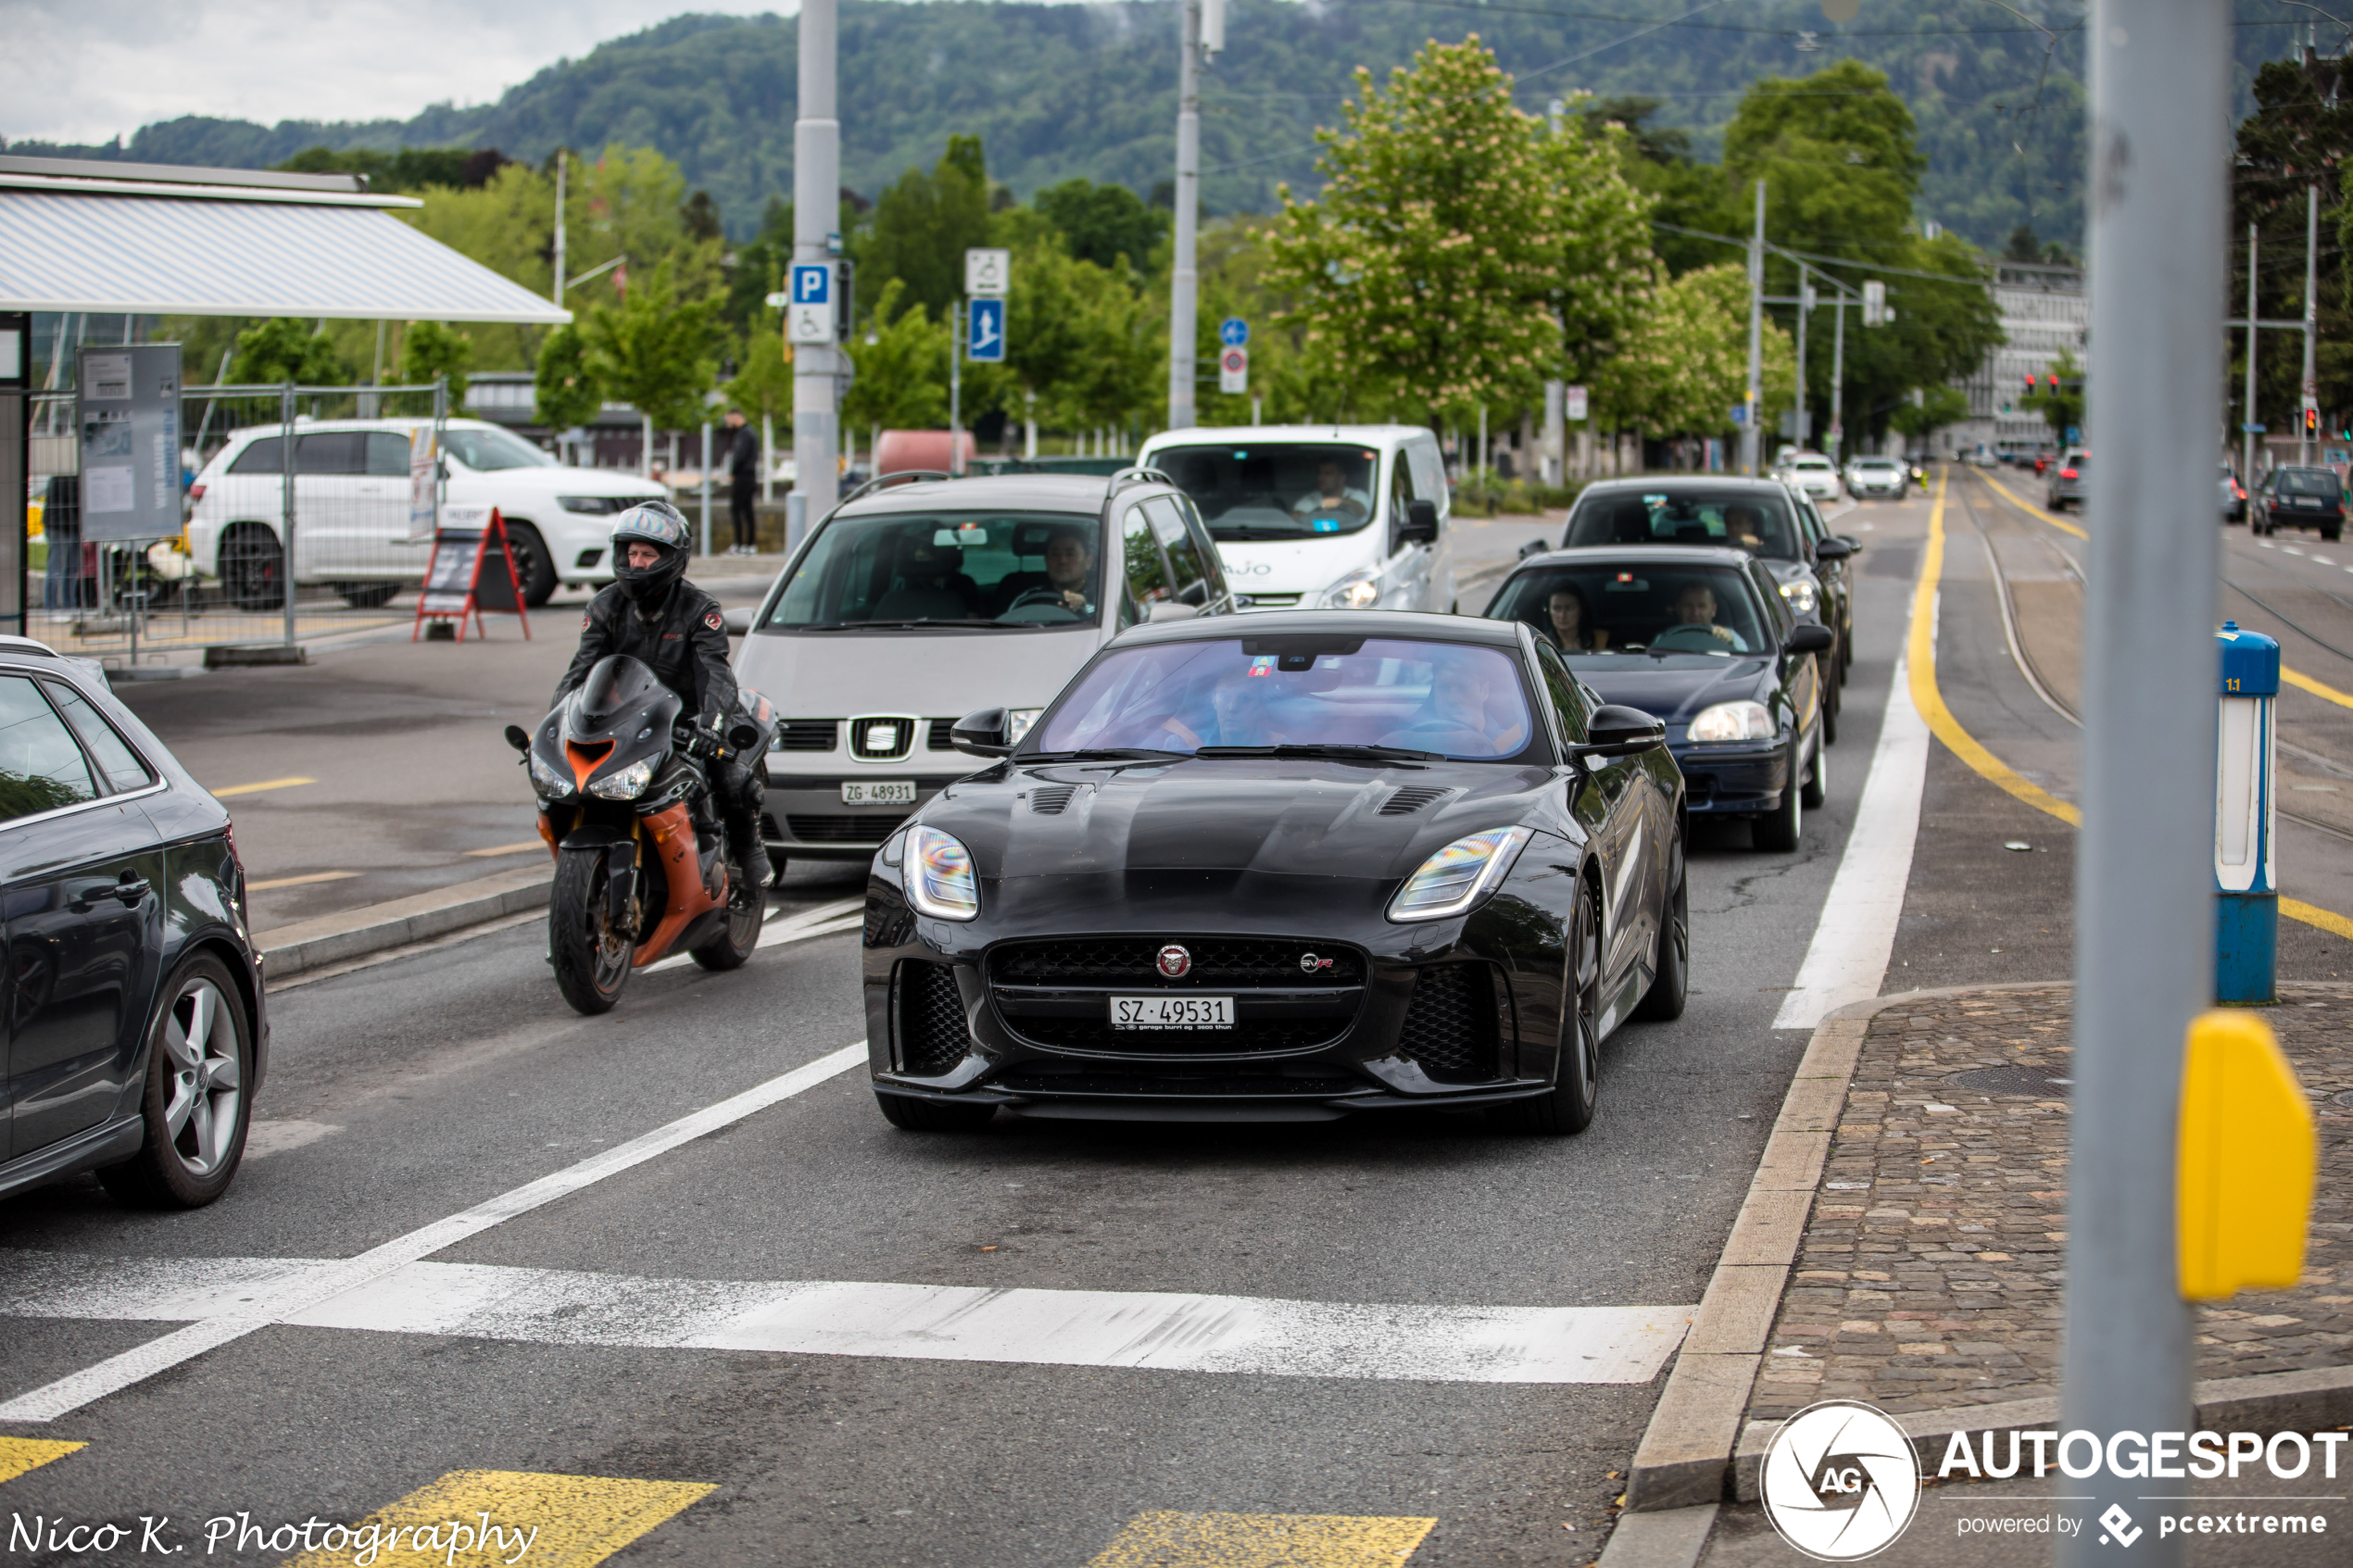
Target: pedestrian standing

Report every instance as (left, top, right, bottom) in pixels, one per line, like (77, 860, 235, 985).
(724, 408, 761, 555)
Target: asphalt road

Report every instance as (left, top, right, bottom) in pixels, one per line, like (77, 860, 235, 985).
(0, 495, 1924, 1566)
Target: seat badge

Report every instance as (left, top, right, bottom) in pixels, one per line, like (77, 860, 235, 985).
(1156, 945, 1192, 979)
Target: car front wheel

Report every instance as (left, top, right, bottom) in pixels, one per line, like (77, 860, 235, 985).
(96, 955, 253, 1210)
(1755, 738, 1805, 851)
(1499, 878, 1601, 1134)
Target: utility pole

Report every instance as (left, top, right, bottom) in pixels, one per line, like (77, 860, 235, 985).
(2245, 223, 2259, 489)
(1165, 0, 1203, 433)
(1743, 180, 1765, 476)
(1829, 291, 1845, 460)
(792, 0, 841, 550)
(949, 300, 963, 475)
(2302, 183, 2320, 466)
(1793, 280, 1812, 446)
(551, 150, 566, 309)
(2061, 3, 2225, 1562)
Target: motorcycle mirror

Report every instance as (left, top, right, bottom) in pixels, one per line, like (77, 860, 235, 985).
(504, 724, 532, 753)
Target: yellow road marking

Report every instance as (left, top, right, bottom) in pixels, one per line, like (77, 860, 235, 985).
(282, 1470, 713, 1568)
(1974, 468, 2088, 538)
(212, 776, 316, 798)
(1087, 1512, 1437, 1568)
(0, 1437, 84, 1485)
(2283, 666, 2353, 712)
(245, 871, 362, 892)
(463, 841, 549, 858)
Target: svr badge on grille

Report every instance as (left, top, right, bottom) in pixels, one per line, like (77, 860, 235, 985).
(1156, 944, 1191, 979)
(1300, 952, 1334, 973)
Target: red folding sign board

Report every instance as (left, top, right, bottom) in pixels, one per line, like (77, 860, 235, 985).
(412, 505, 531, 642)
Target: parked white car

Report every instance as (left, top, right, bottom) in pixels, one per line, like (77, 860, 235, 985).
(1136, 424, 1456, 612)
(1778, 452, 1841, 502)
(185, 419, 666, 608)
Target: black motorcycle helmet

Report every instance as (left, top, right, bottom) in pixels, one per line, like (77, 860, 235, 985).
(610, 500, 692, 607)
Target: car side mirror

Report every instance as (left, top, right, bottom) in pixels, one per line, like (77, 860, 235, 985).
(1145, 601, 1199, 623)
(950, 707, 1014, 758)
(1785, 623, 1836, 656)
(1399, 498, 1440, 546)
(1812, 536, 1854, 563)
(503, 724, 531, 753)
(1516, 537, 1553, 560)
(721, 605, 757, 635)
(1836, 534, 1861, 552)
(1572, 703, 1666, 759)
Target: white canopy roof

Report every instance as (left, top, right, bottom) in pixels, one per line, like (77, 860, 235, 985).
(0, 159, 569, 324)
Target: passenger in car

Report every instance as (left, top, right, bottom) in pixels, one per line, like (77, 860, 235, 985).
(1545, 584, 1609, 651)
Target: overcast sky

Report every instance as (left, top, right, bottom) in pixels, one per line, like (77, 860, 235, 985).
(2, 0, 805, 145)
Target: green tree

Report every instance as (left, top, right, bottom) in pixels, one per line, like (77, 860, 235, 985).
(842, 278, 950, 432)
(1033, 179, 1167, 274)
(1266, 36, 1583, 423)
(397, 320, 474, 404)
(1889, 385, 1972, 445)
(855, 134, 991, 320)
(1591, 262, 1793, 438)
(535, 324, 603, 430)
(230, 318, 348, 385)
(583, 258, 720, 432)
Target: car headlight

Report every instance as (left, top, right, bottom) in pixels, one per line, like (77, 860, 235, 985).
(1388, 826, 1533, 923)
(586, 758, 655, 799)
(907, 826, 980, 920)
(1779, 578, 1818, 617)
(528, 752, 574, 797)
(1688, 700, 1774, 742)
(1323, 568, 1381, 608)
(1006, 708, 1043, 746)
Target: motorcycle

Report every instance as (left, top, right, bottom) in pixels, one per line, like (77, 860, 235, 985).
(506, 655, 775, 1015)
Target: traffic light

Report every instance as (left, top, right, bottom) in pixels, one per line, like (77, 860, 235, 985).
(2306, 407, 2322, 439)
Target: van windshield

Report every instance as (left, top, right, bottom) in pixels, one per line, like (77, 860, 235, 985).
(1149, 443, 1381, 540)
(765, 509, 1106, 630)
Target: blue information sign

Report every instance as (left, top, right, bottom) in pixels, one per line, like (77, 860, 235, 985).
(968, 297, 1006, 362)
(790, 263, 832, 306)
(1219, 317, 1249, 348)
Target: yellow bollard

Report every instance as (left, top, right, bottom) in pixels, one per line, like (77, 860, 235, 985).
(2177, 1010, 2317, 1299)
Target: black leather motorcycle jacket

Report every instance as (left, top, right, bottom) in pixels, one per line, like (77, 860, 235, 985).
(554, 580, 738, 726)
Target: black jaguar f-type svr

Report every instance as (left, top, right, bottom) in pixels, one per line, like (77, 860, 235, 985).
(860, 611, 1688, 1132)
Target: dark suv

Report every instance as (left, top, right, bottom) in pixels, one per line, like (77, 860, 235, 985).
(2252, 466, 2346, 541)
(0, 637, 265, 1209)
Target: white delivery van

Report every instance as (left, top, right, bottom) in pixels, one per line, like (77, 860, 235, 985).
(1137, 425, 1457, 612)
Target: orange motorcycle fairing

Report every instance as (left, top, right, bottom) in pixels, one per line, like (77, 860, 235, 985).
(633, 802, 724, 966)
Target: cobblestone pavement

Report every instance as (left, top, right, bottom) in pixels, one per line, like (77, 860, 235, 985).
(1745, 984, 2353, 1426)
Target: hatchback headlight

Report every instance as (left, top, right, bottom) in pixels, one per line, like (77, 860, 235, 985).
(1323, 568, 1381, 608)
(1006, 708, 1044, 746)
(529, 752, 574, 797)
(1389, 826, 1532, 922)
(1779, 578, 1818, 616)
(1688, 701, 1774, 742)
(586, 758, 655, 799)
(907, 826, 980, 920)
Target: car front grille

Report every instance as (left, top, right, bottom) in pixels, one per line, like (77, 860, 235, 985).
(898, 960, 969, 1075)
(927, 718, 958, 750)
(775, 721, 839, 752)
(1397, 963, 1500, 1082)
(989, 937, 1363, 988)
(786, 813, 910, 844)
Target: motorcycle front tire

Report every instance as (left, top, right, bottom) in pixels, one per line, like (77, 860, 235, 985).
(550, 850, 635, 1014)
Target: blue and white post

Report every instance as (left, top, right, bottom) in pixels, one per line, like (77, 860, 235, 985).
(2215, 620, 2280, 1005)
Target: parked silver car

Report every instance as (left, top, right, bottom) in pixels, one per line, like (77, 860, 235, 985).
(733, 470, 1238, 869)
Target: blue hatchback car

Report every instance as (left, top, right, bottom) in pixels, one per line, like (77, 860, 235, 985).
(1484, 545, 1833, 851)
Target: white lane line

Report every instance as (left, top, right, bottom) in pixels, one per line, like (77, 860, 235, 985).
(0, 1043, 868, 1424)
(645, 895, 864, 975)
(1772, 612, 1932, 1031)
(0, 1253, 1692, 1386)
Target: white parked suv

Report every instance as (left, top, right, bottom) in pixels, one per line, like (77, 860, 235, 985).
(185, 419, 667, 608)
(1778, 452, 1841, 503)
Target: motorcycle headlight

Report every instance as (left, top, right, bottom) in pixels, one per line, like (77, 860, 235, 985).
(1006, 708, 1044, 746)
(1779, 578, 1818, 617)
(1322, 568, 1381, 609)
(1689, 700, 1774, 742)
(1388, 826, 1533, 923)
(907, 826, 980, 920)
(529, 752, 574, 797)
(586, 758, 655, 799)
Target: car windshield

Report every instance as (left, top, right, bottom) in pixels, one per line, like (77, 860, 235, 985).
(2277, 470, 2340, 496)
(1854, 458, 1898, 471)
(766, 509, 1105, 629)
(1562, 489, 1805, 561)
(1036, 636, 1537, 759)
(442, 427, 557, 470)
(1147, 443, 1381, 540)
(1491, 563, 1773, 657)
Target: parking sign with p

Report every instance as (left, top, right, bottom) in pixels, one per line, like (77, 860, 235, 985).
(788, 263, 836, 344)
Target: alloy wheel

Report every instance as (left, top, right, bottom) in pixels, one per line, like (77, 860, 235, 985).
(161, 978, 243, 1177)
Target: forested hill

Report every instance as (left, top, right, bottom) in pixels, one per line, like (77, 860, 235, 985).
(1, 1, 2323, 250)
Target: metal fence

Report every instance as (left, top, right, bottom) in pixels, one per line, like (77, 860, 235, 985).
(27, 380, 447, 670)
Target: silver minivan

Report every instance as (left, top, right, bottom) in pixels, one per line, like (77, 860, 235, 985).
(734, 470, 1236, 868)
(1137, 425, 1457, 612)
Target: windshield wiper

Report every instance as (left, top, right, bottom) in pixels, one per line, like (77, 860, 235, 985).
(1194, 743, 1441, 763)
(1019, 748, 1187, 763)
(798, 619, 1020, 631)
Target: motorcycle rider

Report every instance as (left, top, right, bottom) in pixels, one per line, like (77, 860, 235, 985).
(555, 501, 767, 904)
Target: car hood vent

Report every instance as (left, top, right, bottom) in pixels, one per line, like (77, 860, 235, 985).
(1030, 784, 1079, 815)
(1379, 785, 1449, 816)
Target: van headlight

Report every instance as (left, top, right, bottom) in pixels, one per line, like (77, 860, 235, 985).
(1689, 701, 1774, 742)
(1779, 578, 1818, 617)
(586, 758, 655, 799)
(1322, 568, 1381, 608)
(907, 826, 980, 921)
(529, 752, 574, 797)
(1389, 826, 1532, 922)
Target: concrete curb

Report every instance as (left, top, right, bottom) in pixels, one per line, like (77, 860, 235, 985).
(256, 865, 552, 977)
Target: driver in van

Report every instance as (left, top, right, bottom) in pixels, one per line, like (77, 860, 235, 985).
(1668, 581, 1740, 646)
(1043, 528, 1096, 612)
(1290, 458, 1372, 526)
